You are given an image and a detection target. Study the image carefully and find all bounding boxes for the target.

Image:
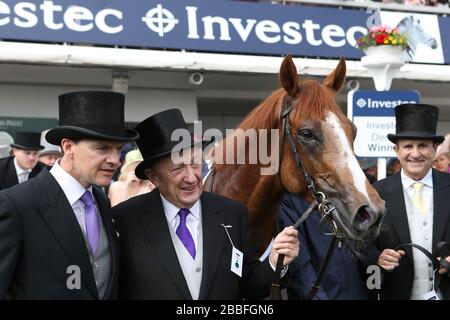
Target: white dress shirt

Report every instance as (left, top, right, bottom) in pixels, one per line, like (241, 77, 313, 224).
(401, 168, 436, 299)
(50, 160, 98, 238)
(14, 157, 31, 183)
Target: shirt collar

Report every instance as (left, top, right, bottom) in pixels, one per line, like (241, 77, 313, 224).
(401, 167, 433, 190)
(13, 157, 31, 176)
(160, 193, 201, 224)
(50, 160, 93, 206)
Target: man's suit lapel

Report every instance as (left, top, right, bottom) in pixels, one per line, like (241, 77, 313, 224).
(140, 191, 192, 299)
(432, 170, 450, 253)
(6, 157, 19, 187)
(35, 170, 99, 299)
(198, 192, 225, 300)
(93, 186, 118, 298)
(386, 174, 414, 263)
(29, 162, 45, 179)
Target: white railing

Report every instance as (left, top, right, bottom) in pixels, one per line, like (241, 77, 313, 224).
(268, 0, 450, 14)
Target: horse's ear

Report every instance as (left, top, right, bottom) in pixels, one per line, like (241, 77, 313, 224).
(279, 55, 300, 97)
(323, 56, 346, 92)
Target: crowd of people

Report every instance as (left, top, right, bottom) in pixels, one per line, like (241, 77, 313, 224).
(0, 90, 450, 300)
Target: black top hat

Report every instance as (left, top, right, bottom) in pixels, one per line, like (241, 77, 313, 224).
(11, 131, 44, 151)
(46, 91, 139, 145)
(387, 103, 444, 143)
(135, 109, 196, 180)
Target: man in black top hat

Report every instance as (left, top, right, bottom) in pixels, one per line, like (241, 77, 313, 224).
(0, 91, 139, 299)
(364, 104, 450, 300)
(0, 131, 47, 190)
(112, 109, 299, 300)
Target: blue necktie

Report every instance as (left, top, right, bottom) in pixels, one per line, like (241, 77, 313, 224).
(176, 208, 196, 259)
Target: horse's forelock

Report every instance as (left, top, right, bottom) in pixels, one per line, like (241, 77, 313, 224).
(291, 79, 343, 121)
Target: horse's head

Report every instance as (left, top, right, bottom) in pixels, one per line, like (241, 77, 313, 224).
(397, 16, 437, 59)
(279, 55, 385, 241)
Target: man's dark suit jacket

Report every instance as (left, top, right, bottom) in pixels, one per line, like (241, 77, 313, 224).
(0, 169, 119, 299)
(278, 193, 368, 300)
(0, 156, 46, 190)
(371, 170, 450, 300)
(112, 189, 276, 300)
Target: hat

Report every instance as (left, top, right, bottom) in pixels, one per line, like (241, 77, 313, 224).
(125, 149, 143, 164)
(11, 131, 44, 150)
(119, 149, 144, 175)
(134, 109, 196, 180)
(387, 104, 444, 143)
(39, 129, 61, 156)
(46, 91, 139, 145)
(0, 131, 13, 158)
(436, 134, 450, 159)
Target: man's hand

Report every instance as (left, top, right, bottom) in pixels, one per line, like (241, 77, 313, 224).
(438, 256, 450, 276)
(378, 249, 405, 271)
(269, 226, 299, 267)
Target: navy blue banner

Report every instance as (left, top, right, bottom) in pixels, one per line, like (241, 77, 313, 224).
(352, 90, 420, 117)
(0, 0, 448, 62)
(0, 0, 370, 59)
(438, 16, 450, 64)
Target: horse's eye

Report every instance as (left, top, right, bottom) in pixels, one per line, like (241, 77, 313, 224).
(297, 128, 314, 140)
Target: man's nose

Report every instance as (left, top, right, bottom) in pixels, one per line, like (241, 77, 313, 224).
(184, 165, 198, 182)
(107, 150, 121, 164)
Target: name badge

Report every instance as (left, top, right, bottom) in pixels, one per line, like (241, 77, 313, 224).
(231, 247, 243, 277)
(423, 290, 439, 300)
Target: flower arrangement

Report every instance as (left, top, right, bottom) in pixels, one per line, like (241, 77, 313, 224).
(357, 25, 408, 50)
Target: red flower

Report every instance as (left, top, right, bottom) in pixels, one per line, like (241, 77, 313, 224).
(375, 33, 388, 44)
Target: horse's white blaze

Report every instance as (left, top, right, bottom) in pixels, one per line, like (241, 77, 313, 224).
(325, 112, 370, 202)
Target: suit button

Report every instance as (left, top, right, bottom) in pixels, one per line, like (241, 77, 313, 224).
(428, 263, 432, 267)
(429, 277, 433, 282)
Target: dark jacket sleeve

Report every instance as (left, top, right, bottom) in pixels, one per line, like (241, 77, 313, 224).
(0, 192, 21, 299)
(239, 204, 275, 299)
(278, 194, 329, 300)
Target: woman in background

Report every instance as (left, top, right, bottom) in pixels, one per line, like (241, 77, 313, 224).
(433, 134, 450, 173)
(108, 149, 154, 206)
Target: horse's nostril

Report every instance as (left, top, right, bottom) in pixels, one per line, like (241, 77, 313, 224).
(353, 206, 373, 231)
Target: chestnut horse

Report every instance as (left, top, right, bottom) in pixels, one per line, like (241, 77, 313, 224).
(204, 55, 385, 256)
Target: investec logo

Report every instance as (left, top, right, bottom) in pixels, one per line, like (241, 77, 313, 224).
(356, 98, 417, 109)
(143, 4, 366, 47)
(0, 1, 366, 46)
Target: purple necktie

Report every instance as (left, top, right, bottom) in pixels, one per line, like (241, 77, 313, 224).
(80, 191, 100, 255)
(176, 208, 196, 259)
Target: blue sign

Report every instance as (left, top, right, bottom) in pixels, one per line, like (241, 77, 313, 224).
(439, 16, 450, 63)
(348, 90, 420, 157)
(0, 0, 448, 63)
(351, 90, 421, 117)
(0, 0, 375, 59)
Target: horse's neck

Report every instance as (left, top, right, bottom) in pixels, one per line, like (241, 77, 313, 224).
(211, 164, 285, 255)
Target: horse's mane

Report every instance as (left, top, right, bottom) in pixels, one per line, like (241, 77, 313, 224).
(238, 79, 343, 131)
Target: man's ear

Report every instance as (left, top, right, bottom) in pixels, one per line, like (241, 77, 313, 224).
(145, 168, 158, 187)
(61, 139, 76, 159)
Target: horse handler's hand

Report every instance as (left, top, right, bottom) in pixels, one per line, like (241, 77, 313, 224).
(438, 256, 450, 277)
(378, 249, 405, 271)
(269, 226, 300, 267)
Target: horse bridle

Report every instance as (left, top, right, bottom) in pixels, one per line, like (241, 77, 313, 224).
(271, 96, 341, 300)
